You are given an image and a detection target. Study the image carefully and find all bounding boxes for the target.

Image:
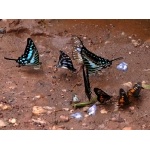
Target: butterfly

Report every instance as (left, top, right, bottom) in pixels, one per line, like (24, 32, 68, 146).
(4, 38, 42, 67)
(72, 36, 123, 74)
(82, 65, 91, 101)
(56, 50, 76, 72)
(94, 88, 112, 103)
(127, 82, 144, 98)
(118, 88, 130, 106)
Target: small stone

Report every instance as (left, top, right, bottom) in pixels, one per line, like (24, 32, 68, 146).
(8, 118, 16, 124)
(99, 124, 105, 129)
(76, 82, 82, 86)
(121, 32, 125, 36)
(62, 89, 67, 92)
(105, 41, 111, 44)
(32, 106, 47, 115)
(129, 106, 134, 111)
(129, 51, 132, 55)
(145, 45, 149, 48)
(32, 118, 46, 125)
(0, 103, 12, 110)
(0, 28, 6, 34)
(51, 125, 64, 130)
(62, 108, 70, 111)
(69, 109, 74, 113)
(83, 106, 90, 112)
(122, 127, 132, 130)
(60, 115, 69, 122)
(50, 89, 54, 92)
(34, 95, 41, 99)
(72, 94, 80, 103)
(43, 106, 55, 111)
(84, 114, 89, 118)
(122, 82, 132, 88)
(0, 120, 7, 128)
(82, 123, 87, 126)
(100, 109, 108, 114)
(131, 39, 141, 47)
(9, 86, 17, 90)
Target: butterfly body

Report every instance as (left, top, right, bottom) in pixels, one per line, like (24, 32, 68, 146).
(127, 82, 144, 98)
(83, 65, 91, 101)
(118, 88, 130, 106)
(4, 38, 42, 67)
(94, 88, 112, 103)
(57, 50, 76, 72)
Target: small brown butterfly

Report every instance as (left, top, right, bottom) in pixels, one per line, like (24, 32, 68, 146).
(118, 88, 130, 106)
(127, 82, 144, 98)
(94, 88, 112, 103)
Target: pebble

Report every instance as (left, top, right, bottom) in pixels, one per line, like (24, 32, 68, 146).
(72, 94, 80, 103)
(84, 114, 89, 118)
(32, 106, 47, 115)
(32, 118, 46, 125)
(0, 103, 12, 110)
(99, 124, 105, 129)
(33, 95, 41, 99)
(129, 106, 135, 111)
(104, 41, 111, 44)
(129, 51, 132, 55)
(100, 109, 108, 114)
(51, 125, 64, 130)
(43, 106, 55, 111)
(83, 106, 90, 112)
(121, 32, 125, 36)
(0, 28, 6, 34)
(122, 82, 132, 88)
(62, 89, 67, 92)
(131, 39, 141, 47)
(0, 119, 7, 128)
(8, 118, 16, 124)
(62, 108, 70, 111)
(69, 109, 74, 113)
(82, 123, 87, 126)
(9, 85, 17, 90)
(122, 127, 132, 130)
(59, 115, 69, 122)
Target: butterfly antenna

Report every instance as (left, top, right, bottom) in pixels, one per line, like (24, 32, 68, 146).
(111, 57, 123, 62)
(4, 57, 18, 61)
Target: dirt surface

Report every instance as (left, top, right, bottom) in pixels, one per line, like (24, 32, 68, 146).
(0, 19, 150, 130)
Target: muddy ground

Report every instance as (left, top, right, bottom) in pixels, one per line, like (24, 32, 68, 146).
(0, 19, 150, 130)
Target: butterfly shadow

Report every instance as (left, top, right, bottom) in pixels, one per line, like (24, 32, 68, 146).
(19, 66, 45, 77)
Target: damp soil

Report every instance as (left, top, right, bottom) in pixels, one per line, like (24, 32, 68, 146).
(0, 19, 150, 130)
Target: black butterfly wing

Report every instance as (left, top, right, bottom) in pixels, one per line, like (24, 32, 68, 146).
(81, 50, 103, 74)
(118, 88, 130, 106)
(83, 66, 91, 101)
(57, 50, 76, 72)
(17, 38, 41, 66)
(94, 88, 112, 103)
(80, 44, 114, 75)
